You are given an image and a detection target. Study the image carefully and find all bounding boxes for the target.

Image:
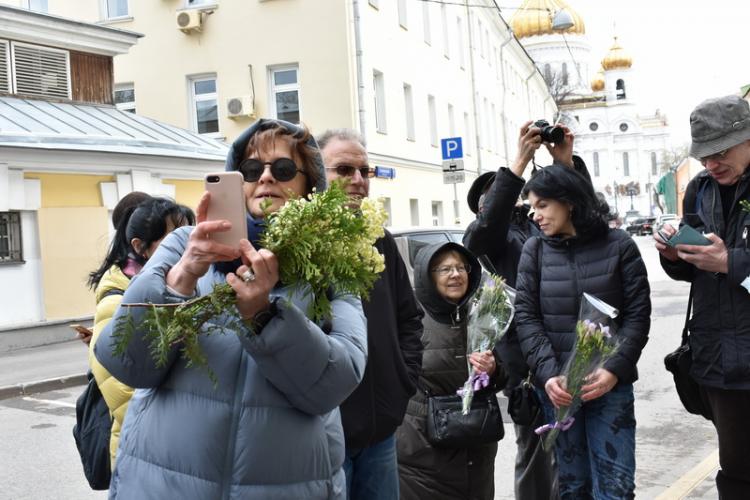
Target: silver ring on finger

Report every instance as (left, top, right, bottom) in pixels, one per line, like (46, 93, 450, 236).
(241, 269, 255, 283)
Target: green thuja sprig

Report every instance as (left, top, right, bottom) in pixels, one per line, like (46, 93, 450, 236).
(739, 199, 750, 214)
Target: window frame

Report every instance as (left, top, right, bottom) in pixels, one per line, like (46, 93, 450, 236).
(0, 211, 23, 264)
(26, 0, 48, 13)
(188, 74, 221, 138)
(0, 40, 10, 94)
(427, 94, 437, 147)
(373, 69, 387, 134)
(269, 64, 301, 124)
(114, 82, 135, 113)
(403, 82, 415, 141)
(100, 0, 129, 20)
(10, 41, 71, 100)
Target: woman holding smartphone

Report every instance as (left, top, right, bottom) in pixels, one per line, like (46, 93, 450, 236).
(514, 166, 651, 499)
(95, 119, 367, 499)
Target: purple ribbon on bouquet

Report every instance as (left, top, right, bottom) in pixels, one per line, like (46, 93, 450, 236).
(534, 417, 575, 435)
(456, 371, 490, 396)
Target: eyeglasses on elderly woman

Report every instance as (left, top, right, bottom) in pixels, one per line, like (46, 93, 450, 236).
(431, 264, 471, 276)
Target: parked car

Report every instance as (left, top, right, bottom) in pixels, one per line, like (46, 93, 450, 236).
(626, 216, 657, 236)
(390, 226, 465, 284)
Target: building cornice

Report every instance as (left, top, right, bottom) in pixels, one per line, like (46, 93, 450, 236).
(0, 4, 142, 56)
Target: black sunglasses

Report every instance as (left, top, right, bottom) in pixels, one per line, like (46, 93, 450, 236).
(326, 165, 376, 178)
(238, 158, 306, 182)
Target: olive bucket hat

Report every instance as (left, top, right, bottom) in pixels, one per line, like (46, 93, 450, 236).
(689, 95, 750, 160)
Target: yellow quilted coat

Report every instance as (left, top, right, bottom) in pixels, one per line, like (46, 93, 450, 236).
(88, 265, 133, 469)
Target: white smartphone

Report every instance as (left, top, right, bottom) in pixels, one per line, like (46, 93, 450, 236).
(204, 171, 248, 250)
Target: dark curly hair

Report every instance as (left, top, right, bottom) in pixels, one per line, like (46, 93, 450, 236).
(522, 165, 609, 239)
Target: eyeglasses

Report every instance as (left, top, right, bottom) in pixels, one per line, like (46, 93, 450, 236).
(431, 264, 471, 276)
(700, 148, 729, 166)
(238, 158, 306, 182)
(326, 165, 376, 178)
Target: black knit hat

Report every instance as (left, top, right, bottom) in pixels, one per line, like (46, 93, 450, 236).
(467, 171, 495, 214)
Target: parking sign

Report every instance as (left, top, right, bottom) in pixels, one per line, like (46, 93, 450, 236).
(440, 137, 463, 160)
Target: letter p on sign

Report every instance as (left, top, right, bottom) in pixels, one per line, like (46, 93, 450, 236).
(441, 137, 463, 160)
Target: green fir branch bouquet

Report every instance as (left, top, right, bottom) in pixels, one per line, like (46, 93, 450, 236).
(535, 293, 620, 450)
(113, 181, 387, 382)
(458, 274, 516, 414)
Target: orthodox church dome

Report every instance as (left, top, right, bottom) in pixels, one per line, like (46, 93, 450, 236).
(591, 68, 605, 91)
(510, 0, 585, 39)
(601, 37, 633, 70)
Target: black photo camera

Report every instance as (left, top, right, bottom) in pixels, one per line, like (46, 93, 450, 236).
(534, 120, 565, 144)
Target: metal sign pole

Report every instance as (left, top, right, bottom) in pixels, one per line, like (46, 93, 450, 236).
(453, 183, 459, 225)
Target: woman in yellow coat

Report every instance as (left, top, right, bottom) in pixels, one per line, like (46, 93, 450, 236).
(87, 196, 194, 469)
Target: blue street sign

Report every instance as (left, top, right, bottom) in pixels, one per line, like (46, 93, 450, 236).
(375, 166, 395, 179)
(441, 137, 463, 160)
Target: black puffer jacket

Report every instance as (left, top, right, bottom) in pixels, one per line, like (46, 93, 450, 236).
(661, 170, 750, 389)
(396, 242, 502, 500)
(463, 157, 591, 391)
(340, 230, 424, 449)
(515, 229, 651, 389)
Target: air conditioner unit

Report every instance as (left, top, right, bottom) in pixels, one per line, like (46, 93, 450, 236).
(226, 95, 255, 119)
(176, 9, 203, 33)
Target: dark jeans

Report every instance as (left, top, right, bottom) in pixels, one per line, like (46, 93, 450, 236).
(343, 434, 399, 500)
(702, 386, 750, 500)
(539, 384, 636, 500)
(514, 409, 559, 500)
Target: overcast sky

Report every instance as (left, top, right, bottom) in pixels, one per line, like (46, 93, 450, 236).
(502, 0, 749, 148)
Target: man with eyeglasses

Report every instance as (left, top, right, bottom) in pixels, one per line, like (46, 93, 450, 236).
(656, 95, 750, 499)
(317, 128, 424, 500)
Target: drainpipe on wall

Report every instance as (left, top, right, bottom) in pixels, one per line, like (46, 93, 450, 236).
(497, 32, 513, 165)
(465, 0, 483, 174)
(352, 0, 367, 135)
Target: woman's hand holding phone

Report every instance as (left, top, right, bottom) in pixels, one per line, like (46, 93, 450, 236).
(167, 192, 242, 296)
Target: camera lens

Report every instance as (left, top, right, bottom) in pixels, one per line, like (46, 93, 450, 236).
(206, 175, 220, 183)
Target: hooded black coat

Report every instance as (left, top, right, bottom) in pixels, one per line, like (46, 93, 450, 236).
(515, 229, 651, 389)
(660, 170, 750, 389)
(396, 242, 504, 500)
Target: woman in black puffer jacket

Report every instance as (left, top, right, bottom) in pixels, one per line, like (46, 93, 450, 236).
(515, 166, 651, 500)
(396, 242, 507, 500)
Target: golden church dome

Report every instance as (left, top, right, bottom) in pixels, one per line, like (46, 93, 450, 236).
(510, 0, 586, 39)
(591, 69, 605, 91)
(601, 37, 633, 70)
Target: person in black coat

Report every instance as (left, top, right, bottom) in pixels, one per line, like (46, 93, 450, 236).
(397, 242, 506, 500)
(463, 121, 591, 500)
(318, 129, 424, 500)
(515, 166, 651, 500)
(655, 95, 750, 499)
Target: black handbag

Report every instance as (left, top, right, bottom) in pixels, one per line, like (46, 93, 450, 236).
(507, 375, 541, 426)
(664, 286, 713, 421)
(72, 372, 112, 490)
(426, 390, 504, 448)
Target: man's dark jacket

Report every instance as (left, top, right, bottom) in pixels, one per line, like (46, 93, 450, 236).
(660, 169, 750, 390)
(462, 157, 591, 390)
(515, 230, 651, 388)
(340, 229, 424, 448)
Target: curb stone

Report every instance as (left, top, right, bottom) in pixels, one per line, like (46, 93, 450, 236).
(0, 373, 87, 401)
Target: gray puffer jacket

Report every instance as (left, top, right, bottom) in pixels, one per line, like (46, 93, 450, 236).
(95, 227, 367, 499)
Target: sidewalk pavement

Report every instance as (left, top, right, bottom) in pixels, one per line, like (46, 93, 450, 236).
(0, 340, 89, 400)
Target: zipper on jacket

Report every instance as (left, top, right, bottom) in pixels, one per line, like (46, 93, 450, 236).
(566, 242, 581, 314)
(220, 348, 249, 500)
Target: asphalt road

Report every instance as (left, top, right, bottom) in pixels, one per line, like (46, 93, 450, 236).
(0, 235, 720, 499)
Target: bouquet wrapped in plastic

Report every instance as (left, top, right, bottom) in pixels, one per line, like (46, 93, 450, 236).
(535, 293, 620, 450)
(458, 274, 516, 414)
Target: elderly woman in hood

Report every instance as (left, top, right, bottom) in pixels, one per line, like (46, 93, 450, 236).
(95, 119, 367, 500)
(396, 242, 506, 500)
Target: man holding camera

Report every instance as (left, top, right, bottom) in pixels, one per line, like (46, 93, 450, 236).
(463, 120, 590, 500)
(655, 95, 750, 499)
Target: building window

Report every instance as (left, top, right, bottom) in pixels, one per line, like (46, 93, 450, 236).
(422, 2, 431, 45)
(188, 0, 214, 5)
(593, 152, 600, 177)
(562, 62, 569, 86)
(428, 94, 437, 147)
(11, 42, 70, 100)
(397, 0, 407, 29)
(0, 212, 23, 263)
(623, 152, 630, 177)
(543, 63, 551, 82)
(383, 197, 392, 227)
(270, 65, 300, 124)
(589, 122, 599, 132)
(373, 70, 387, 133)
(103, 0, 128, 19)
(0, 41, 10, 93)
(410, 199, 420, 226)
(368, 0, 379, 8)
(403, 83, 415, 141)
(189, 75, 219, 135)
(619, 122, 629, 132)
(441, 4, 449, 59)
(651, 152, 658, 176)
(114, 83, 135, 113)
(27, 0, 48, 12)
(431, 201, 443, 226)
(616, 79, 626, 100)
(447, 103, 455, 136)
(463, 111, 471, 155)
(456, 17, 465, 69)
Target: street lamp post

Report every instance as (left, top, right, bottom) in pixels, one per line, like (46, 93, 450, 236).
(613, 181, 619, 213)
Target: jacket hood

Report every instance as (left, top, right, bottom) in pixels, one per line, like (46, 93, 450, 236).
(225, 118, 327, 193)
(413, 242, 482, 322)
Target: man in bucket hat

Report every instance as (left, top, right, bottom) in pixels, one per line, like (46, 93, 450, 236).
(656, 94, 750, 499)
